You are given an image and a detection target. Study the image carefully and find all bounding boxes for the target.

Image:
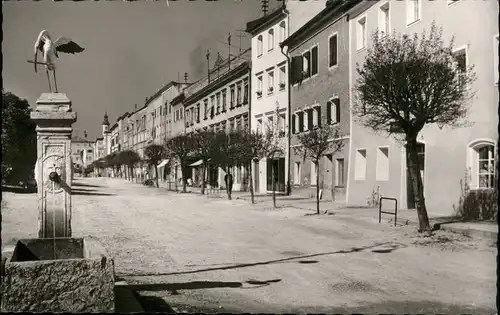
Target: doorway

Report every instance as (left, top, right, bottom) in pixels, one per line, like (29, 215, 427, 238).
(267, 158, 286, 192)
(406, 142, 425, 209)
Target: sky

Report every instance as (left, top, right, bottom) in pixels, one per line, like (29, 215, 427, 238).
(3, 0, 282, 140)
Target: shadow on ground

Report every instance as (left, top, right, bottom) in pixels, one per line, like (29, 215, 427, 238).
(71, 189, 115, 196)
(1, 186, 36, 194)
(72, 182, 103, 188)
(117, 242, 406, 278)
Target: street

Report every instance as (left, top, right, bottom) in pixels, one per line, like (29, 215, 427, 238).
(1, 177, 496, 314)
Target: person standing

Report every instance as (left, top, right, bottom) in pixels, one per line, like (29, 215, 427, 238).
(224, 171, 234, 200)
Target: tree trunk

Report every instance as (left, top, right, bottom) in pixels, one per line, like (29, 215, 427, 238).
(406, 136, 431, 232)
(316, 161, 320, 215)
(154, 164, 159, 188)
(181, 162, 187, 193)
(272, 163, 276, 208)
(248, 163, 255, 204)
(201, 163, 206, 195)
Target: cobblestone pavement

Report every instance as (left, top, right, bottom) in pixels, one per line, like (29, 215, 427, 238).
(1, 177, 496, 314)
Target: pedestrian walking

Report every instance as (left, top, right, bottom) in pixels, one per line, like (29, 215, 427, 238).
(224, 171, 234, 200)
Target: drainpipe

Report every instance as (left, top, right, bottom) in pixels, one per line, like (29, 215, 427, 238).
(247, 61, 252, 193)
(280, 8, 292, 196)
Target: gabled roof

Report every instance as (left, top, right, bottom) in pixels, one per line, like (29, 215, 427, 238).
(245, 7, 287, 35)
(280, 0, 362, 50)
(170, 93, 185, 106)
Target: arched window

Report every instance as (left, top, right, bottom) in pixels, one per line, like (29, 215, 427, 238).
(268, 28, 274, 51)
(257, 35, 263, 56)
(468, 140, 496, 189)
(279, 21, 286, 43)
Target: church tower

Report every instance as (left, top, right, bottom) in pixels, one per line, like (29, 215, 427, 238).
(102, 112, 111, 155)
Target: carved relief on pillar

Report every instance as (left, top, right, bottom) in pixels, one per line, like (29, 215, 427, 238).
(42, 144, 66, 194)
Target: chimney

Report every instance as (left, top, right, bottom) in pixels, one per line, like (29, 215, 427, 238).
(184, 72, 188, 84)
(261, 0, 268, 16)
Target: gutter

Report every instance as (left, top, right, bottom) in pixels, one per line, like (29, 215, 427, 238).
(279, 7, 292, 196)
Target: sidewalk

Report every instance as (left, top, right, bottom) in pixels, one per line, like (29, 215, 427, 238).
(239, 195, 498, 241)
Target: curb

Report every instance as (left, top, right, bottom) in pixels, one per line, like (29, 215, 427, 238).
(436, 223, 497, 241)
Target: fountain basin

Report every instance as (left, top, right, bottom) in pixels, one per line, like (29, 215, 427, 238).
(1, 237, 114, 312)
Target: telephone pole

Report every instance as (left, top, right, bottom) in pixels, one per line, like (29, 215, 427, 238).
(206, 50, 210, 84)
(228, 32, 231, 71)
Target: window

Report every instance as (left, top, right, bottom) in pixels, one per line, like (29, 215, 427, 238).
(216, 93, 221, 114)
(376, 147, 389, 181)
(279, 65, 286, 90)
(243, 114, 249, 130)
(302, 50, 311, 78)
(196, 104, 200, 122)
(357, 16, 367, 50)
(469, 141, 496, 189)
(257, 75, 263, 98)
(355, 149, 367, 180)
(406, 0, 420, 25)
(292, 114, 297, 134)
(329, 34, 338, 68)
(257, 118, 263, 134)
(230, 86, 235, 108)
(257, 35, 263, 56)
(237, 83, 242, 105)
(294, 162, 301, 185)
(267, 115, 274, 131)
(310, 161, 317, 186)
(313, 105, 321, 128)
(335, 158, 345, 187)
(327, 98, 340, 124)
(268, 28, 274, 51)
(453, 48, 467, 88)
(222, 90, 227, 111)
(495, 35, 499, 85)
(267, 70, 274, 94)
(478, 146, 495, 188)
(279, 21, 286, 43)
(278, 113, 286, 137)
(210, 96, 215, 118)
(378, 2, 390, 37)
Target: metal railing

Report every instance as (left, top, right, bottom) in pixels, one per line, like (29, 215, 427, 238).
(378, 197, 398, 227)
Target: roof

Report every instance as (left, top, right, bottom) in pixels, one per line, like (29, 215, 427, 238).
(72, 136, 92, 143)
(170, 93, 185, 106)
(280, 0, 362, 49)
(144, 81, 179, 107)
(245, 7, 287, 35)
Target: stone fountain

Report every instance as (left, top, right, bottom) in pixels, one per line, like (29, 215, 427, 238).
(1, 93, 115, 312)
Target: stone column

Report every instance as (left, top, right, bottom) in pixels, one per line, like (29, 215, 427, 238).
(31, 93, 77, 238)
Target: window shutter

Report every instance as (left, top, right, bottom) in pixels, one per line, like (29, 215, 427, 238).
(326, 101, 332, 124)
(307, 109, 313, 130)
(334, 98, 341, 123)
(329, 36, 337, 67)
(291, 56, 303, 84)
(316, 107, 322, 128)
(291, 114, 296, 134)
(311, 47, 318, 75)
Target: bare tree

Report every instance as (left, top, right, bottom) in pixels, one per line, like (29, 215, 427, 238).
(191, 129, 217, 195)
(261, 103, 288, 208)
(231, 130, 266, 204)
(144, 144, 167, 188)
(210, 130, 242, 200)
(295, 122, 345, 215)
(165, 134, 195, 193)
(353, 23, 476, 232)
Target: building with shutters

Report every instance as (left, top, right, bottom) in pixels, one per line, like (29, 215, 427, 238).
(281, 0, 360, 201)
(246, 7, 289, 195)
(346, 0, 498, 215)
(174, 51, 251, 191)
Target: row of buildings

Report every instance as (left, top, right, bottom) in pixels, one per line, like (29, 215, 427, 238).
(91, 0, 498, 216)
